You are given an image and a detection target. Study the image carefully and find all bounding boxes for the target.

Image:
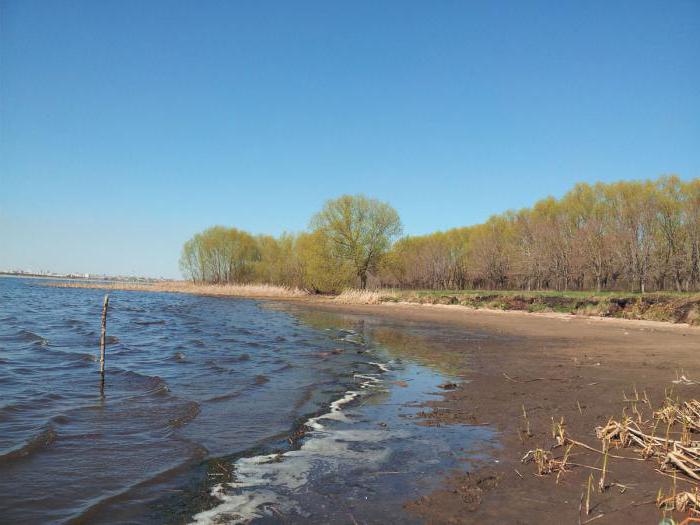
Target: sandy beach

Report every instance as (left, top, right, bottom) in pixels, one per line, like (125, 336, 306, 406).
(290, 300, 700, 524)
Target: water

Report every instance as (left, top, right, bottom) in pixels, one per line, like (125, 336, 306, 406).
(0, 277, 494, 524)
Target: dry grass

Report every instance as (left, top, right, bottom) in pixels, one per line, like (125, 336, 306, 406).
(334, 288, 398, 305)
(521, 388, 700, 521)
(687, 306, 700, 326)
(46, 280, 310, 298)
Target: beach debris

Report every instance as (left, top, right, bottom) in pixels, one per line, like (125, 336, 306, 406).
(520, 390, 700, 522)
(673, 371, 699, 386)
(521, 448, 557, 475)
(658, 490, 700, 516)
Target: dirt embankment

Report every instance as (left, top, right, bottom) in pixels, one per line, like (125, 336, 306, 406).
(298, 301, 700, 524)
(386, 291, 700, 326)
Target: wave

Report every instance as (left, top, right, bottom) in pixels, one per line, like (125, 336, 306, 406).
(64, 440, 208, 525)
(205, 390, 243, 403)
(168, 401, 201, 428)
(204, 370, 278, 403)
(15, 329, 48, 347)
(254, 375, 269, 385)
(273, 362, 294, 373)
(113, 370, 171, 396)
(0, 425, 57, 465)
(191, 360, 392, 524)
(0, 392, 66, 421)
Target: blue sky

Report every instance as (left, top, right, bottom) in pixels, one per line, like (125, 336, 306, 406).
(1, 1, 698, 277)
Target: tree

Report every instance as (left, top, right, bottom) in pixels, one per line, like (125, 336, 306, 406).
(179, 226, 258, 284)
(469, 215, 515, 289)
(654, 176, 686, 291)
(295, 230, 355, 292)
(563, 183, 612, 292)
(682, 179, 700, 290)
(179, 235, 204, 283)
(605, 182, 658, 293)
(310, 195, 402, 288)
(179, 178, 700, 293)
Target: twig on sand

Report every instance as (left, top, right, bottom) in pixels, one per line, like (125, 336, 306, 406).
(503, 372, 543, 383)
(564, 437, 646, 461)
(578, 491, 584, 525)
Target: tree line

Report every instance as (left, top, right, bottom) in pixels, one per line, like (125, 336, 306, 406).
(179, 195, 402, 292)
(180, 176, 700, 293)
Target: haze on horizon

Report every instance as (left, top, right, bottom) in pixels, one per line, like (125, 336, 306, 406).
(1, 1, 698, 278)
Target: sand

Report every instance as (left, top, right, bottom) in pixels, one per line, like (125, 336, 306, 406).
(293, 300, 700, 524)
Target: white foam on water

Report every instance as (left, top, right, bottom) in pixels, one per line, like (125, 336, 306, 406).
(191, 488, 296, 524)
(340, 334, 364, 345)
(353, 373, 382, 386)
(190, 362, 395, 525)
(368, 361, 391, 373)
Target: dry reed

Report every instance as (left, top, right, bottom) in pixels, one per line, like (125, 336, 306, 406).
(521, 390, 700, 520)
(334, 289, 397, 304)
(46, 280, 310, 298)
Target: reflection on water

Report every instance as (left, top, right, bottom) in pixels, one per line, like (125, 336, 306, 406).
(284, 306, 494, 375)
(192, 305, 496, 524)
(0, 278, 495, 524)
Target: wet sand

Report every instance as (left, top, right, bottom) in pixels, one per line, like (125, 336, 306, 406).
(292, 300, 700, 524)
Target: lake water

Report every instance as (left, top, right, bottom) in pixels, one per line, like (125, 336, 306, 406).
(0, 277, 493, 524)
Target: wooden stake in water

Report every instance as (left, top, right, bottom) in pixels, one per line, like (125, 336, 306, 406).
(99, 295, 109, 377)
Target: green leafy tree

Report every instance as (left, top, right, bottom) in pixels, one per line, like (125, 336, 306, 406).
(310, 195, 402, 288)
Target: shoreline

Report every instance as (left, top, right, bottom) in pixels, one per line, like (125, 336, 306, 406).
(288, 300, 700, 523)
(41, 280, 700, 331)
(41, 279, 700, 522)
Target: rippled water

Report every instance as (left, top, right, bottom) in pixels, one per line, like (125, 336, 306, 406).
(0, 277, 493, 524)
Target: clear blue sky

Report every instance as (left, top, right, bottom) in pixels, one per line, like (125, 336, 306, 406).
(1, 1, 698, 278)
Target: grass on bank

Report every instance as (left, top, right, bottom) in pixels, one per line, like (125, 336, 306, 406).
(336, 288, 700, 325)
